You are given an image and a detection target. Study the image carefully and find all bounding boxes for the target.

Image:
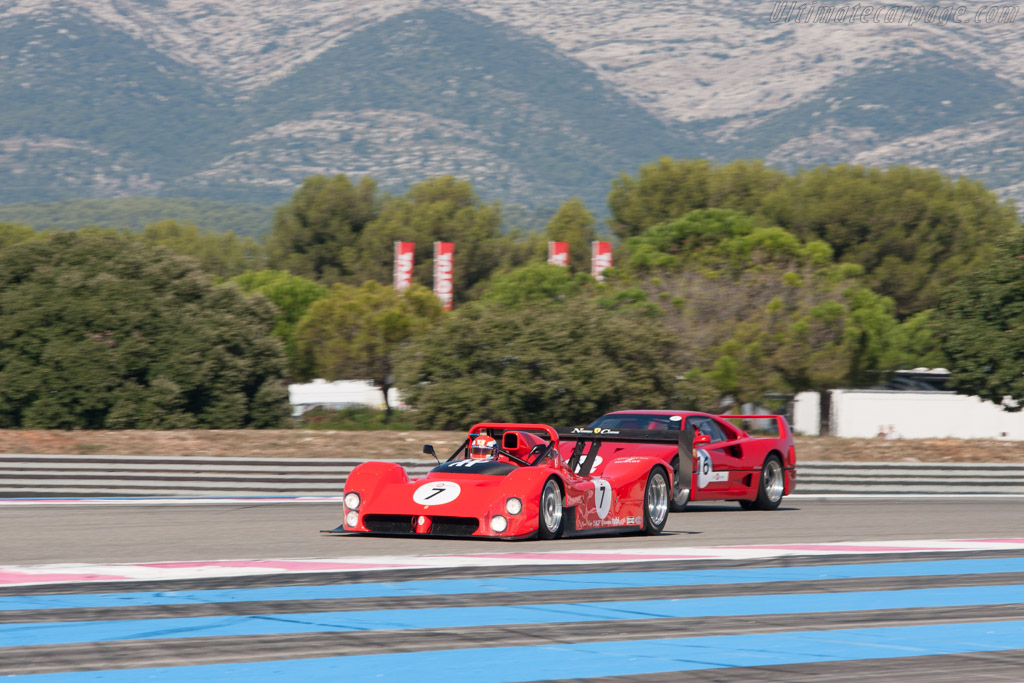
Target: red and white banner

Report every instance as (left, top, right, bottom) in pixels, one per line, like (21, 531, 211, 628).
(591, 241, 612, 280)
(547, 241, 569, 267)
(433, 241, 454, 310)
(393, 241, 415, 291)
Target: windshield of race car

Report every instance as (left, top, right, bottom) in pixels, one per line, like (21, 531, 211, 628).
(586, 414, 682, 431)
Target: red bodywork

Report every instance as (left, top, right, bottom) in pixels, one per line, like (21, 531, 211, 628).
(332, 423, 674, 540)
(585, 410, 796, 508)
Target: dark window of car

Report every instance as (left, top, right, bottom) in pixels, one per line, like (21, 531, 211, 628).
(685, 416, 727, 443)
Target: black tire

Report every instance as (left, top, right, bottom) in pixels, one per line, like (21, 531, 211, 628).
(669, 456, 691, 512)
(741, 454, 785, 511)
(538, 478, 564, 539)
(642, 468, 670, 535)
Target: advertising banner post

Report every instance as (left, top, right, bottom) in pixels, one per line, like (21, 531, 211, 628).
(591, 241, 612, 281)
(393, 241, 415, 291)
(433, 241, 454, 310)
(547, 241, 569, 267)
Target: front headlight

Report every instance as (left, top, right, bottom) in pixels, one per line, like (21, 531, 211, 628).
(344, 492, 361, 510)
(345, 510, 359, 527)
(505, 497, 523, 515)
(490, 515, 508, 533)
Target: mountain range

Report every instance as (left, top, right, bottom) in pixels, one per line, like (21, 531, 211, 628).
(2, 0, 1022, 216)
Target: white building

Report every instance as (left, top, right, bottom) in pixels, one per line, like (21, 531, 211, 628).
(287, 379, 403, 417)
(793, 389, 1024, 440)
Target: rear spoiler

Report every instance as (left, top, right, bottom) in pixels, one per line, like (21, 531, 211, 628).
(718, 414, 791, 439)
(555, 427, 696, 477)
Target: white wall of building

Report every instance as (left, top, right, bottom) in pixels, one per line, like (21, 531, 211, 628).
(791, 391, 820, 436)
(793, 390, 1024, 440)
(288, 379, 403, 417)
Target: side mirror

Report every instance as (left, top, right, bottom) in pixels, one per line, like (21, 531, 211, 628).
(694, 434, 712, 446)
(423, 444, 437, 457)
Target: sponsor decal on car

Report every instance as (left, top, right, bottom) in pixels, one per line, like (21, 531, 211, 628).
(445, 459, 491, 469)
(571, 427, 621, 435)
(696, 449, 729, 488)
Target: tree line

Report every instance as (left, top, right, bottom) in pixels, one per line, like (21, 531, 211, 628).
(0, 159, 1020, 429)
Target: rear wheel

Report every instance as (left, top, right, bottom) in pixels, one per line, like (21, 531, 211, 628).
(538, 479, 564, 539)
(740, 455, 785, 511)
(642, 468, 670, 535)
(669, 456, 691, 512)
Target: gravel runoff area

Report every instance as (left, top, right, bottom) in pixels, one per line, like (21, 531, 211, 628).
(0, 430, 1021, 463)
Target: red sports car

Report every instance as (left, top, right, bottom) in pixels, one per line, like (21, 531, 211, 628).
(585, 410, 797, 511)
(326, 422, 688, 540)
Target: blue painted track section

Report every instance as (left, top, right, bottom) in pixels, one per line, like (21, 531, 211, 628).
(16, 622, 1024, 682)
(4, 584, 1023, 647)
(5, 554, 1024, 680)
(5, 556, 1023, 612)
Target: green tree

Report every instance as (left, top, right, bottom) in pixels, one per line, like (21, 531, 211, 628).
(934, 229, 1024, 410)
(352, 176, 506, 301)
(0, 232, 290, 428)
(620, 209, 932, 409)
(609, 158, 711, 239)
(266, 174, 379, 283)
(295, 281, 443, 417)
(759, 165, 1017, 315)
(543, 197, 596, 273)
(396, 296, 680, 429)
(609, 160, 1018, 316)
(140, 219, 266, 278)
(481, 263, 591, 306)
(608, 158, 787, 239)
(0, 222, 40, 250)
(0, 197, 274, 237)
(231, 270, 328, 379)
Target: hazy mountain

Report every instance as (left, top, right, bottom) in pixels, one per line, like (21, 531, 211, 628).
(2, 0, 1022, 214)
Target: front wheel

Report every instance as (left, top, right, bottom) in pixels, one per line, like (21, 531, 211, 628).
(741, 455, 785, 511)
(669, 456, 691, 512)
(642, 468, 670, 535)
(538, 478, 564, 539)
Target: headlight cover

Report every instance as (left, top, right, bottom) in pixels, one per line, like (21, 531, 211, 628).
(345, 510, 359, 527)
(505, 497, 523, 515)
(344, 492, 361, 510)
(490, 515, 508, 533)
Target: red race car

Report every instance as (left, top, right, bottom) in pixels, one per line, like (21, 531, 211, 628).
(326, 422, 692, 540)
(585, 410, 797, 512)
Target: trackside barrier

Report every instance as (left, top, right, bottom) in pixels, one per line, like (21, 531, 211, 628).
(0, 454, 1022, 497)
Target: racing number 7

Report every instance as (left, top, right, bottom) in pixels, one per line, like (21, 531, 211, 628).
(424, 486, 446, 499)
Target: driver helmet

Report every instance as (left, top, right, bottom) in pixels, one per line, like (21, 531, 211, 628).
(469, 435, 497, 459)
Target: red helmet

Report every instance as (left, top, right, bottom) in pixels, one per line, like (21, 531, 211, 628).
(470, 435, 497, 459)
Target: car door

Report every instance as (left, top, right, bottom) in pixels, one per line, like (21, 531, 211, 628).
(686, 415, 740, 498)
(556, 443, 615, 532)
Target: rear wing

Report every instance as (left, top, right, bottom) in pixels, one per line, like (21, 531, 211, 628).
(452, 423, 699, 476)
(556, 427, 696, 477)
(718, 414, 792, 440)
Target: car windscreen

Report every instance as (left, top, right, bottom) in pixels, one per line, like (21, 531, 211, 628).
(586, 414, 682, 431)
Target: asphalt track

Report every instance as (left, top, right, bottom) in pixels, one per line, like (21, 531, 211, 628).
(2, 497, 1023, 680)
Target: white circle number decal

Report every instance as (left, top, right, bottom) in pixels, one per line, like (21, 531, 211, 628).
(696, 449, 713, 489)
(413, 481, 462, 506)
(592, 477, 612, 519)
